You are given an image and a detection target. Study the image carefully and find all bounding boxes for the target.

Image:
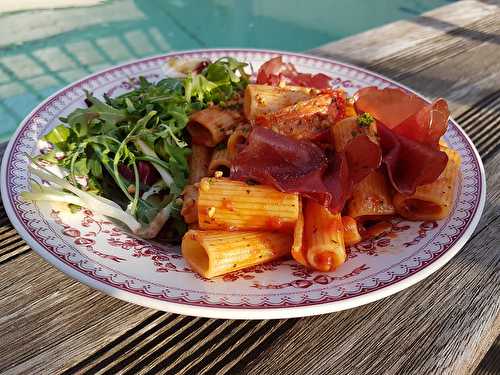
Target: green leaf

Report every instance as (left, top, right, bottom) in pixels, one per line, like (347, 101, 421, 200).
(43, 125, 70, 146)
(73, 157, 89, 175)
(88, 157, 103, 179)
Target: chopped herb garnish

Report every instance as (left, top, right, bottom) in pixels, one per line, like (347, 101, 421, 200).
(357, 112, 374, 128)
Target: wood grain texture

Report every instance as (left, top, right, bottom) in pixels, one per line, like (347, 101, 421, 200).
(0, 1, 498, 374)
(0, 251, 158, 374)
(472, 336, 500, 375)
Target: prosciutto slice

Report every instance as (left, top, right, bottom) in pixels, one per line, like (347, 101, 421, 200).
(230, 127, 380, 211)
(256, 57, 331, 89)
(354, 86, 450, 194)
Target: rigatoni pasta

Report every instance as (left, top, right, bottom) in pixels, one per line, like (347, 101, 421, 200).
(255, 93, 333, 140)
(187, 107, 241, 147)
(291, 198, 307, 267)
(393, 147, 460, 220)
(181, 184, 199, 224)
(208, 147, 232, 177)
(188, 144, 212, 184)
(227, 124, 251, 159)
(182, 230, 292, 278)
(342, 216, 362, 246)
(303, 200, 346, 272)
(197, 177, 299, 231)
(331, 116, 377, 152)
(244, 84, 316, 120)
(346, 170, 396, 221)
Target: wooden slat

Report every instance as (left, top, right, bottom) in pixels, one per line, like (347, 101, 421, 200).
(472, 336, 500, 375)
(0, 1, 498, 374)
(0, 251, 158, 374)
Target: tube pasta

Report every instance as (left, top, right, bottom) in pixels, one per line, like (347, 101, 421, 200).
(255, 94, 333, 140)
(181, 184, 198, 224)
(188, 144, 212, 184)
(182, 230, 293, 278)
(342, 216, 362, 246)
(331, 116, 377, 152)
(244, 84, 316, 120)
(291, 198, 307, 266)
(198, 177, 299, 231)
(393, 146, 460, 220)
(304, 200, 346, 272)
(208, 147, 232, 177)
(227, 124, 251, 159)
(347, 170, 396, 221)
(187, 108, 241, 147)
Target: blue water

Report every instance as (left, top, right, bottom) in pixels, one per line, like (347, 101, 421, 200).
(0, 0, 454, 141)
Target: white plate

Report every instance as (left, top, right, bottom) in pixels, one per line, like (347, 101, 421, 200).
(1, 49, 486, 319)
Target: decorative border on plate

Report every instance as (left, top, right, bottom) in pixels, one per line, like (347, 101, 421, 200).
(2, 50, 484, 309)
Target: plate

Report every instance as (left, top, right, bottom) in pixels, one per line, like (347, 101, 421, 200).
(1, 49, 486, 319)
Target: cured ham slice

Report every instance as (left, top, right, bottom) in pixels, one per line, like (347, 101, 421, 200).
(393, 98, 449, 147)
(354, 87, 427, 129)
(230, 127, 380, 211)
(354, 87, 450, 194)
(256, 57, 331, 89)
(378, 123, 448, 194)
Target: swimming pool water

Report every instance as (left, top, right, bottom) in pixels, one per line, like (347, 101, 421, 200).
(0, 0, 454, 141)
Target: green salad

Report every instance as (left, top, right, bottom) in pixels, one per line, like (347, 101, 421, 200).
(23, 57, 250, 242)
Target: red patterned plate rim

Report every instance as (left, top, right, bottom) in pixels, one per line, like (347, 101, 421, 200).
(0, 49, 486, 319)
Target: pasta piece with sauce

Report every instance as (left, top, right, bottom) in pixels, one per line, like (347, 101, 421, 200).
(244, 84, 316, 120)
(303, 200, 346, 272)
(333, 116, 394, 224)
(255, 93, 334, 140)
(346, 170, 396, 221)
(227, 124, 251, 159)
(198, 177, 299, 231)
(188, 144, 212, 184)
(208, 147, 232, 177)
(393, 146, 460, 220)
(187, 107, 241, 147)
(291, 198, 308, 267)
(182, 230, 293, 278)
(342, 216, 362, 247)
(331, 116, 377, 152)
(181, 184, 199, 224)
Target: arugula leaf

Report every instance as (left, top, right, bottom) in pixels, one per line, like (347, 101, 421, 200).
(34, 56, 250, 242)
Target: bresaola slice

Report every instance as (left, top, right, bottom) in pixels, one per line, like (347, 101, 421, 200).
(378, 124, 448, 194)
(256, 56, 332, 89)
(393, 98, 449, 147)
(230, 127, 327, 192)
(230, 127, 380, 212)
(354, 86, 450, 194)
(354, 87, 427, 128)
(344, 135, 382, 184)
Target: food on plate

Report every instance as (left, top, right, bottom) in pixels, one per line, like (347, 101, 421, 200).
(23, 55, 460, 278)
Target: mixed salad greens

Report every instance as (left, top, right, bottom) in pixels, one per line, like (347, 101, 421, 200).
(23, 57, 250, 241)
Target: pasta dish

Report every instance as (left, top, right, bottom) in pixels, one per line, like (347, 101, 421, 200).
(23, 56, 460, 279)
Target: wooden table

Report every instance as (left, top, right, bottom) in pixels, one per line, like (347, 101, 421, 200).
(1, 1, 499, 374)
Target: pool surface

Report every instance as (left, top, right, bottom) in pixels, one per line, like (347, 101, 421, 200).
(0, 0, 454, 141)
